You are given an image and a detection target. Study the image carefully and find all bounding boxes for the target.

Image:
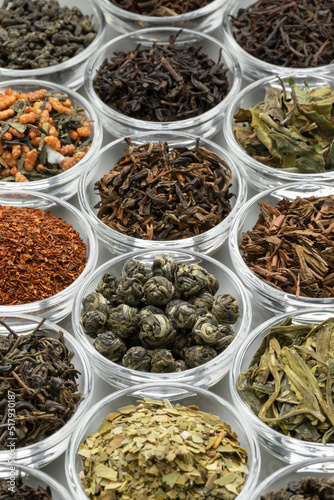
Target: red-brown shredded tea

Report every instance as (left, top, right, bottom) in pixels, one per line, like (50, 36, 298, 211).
(0, 205, 87, 305)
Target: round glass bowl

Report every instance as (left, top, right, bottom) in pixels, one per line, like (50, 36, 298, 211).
(224, 75, 334, 192)
(0, 79, 103, 200)
(84, 28, 241, 138)
(0, 189, 98, 323)
(229, 182, 334, 314)
(72, 248, 252, 390)
(222, 0, 334, 83)
(96, 0, 229, 34)
(230, 309, 334, 464)
(66, 383, 261, 499)
(0, 0, 106, 91)
(0, 314, 93, 468)
(78, 132, 247, 255)
(250, 458, 334, 500)
(0, 462, 72, 499)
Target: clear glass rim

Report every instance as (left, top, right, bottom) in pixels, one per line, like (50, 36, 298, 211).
(0, 313, 93, 461)
(222, 0, 334, 75)
(250, 458, 334, 500)
(0, 78, 103, 190)
(0, 0, 106, 77)
(72, 247, 252, 382)
(78, 131, 247, 250)
(229, 182, 334, 307)
(98, 0, 228, 21)
(0, 461, 72, 499)
(84, 27, 242, 129)
(223, 74, 334, 183)
(65, 382, 261, 500)
(230, 307, 334, 454)
(0, 189, 98, 314)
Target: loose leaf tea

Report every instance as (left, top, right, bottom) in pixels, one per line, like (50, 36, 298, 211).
(240, 194, 334, 298)
(261, 475, 334, 500)
(234, 78, 334, 174)
(93, 33, 229, 122)
(231, 0, 334, 68)
(0, 88, 93, 182)
(95, 138, 234, 240)
(110, 0, 214, 16)
(237, 317, 334, 443)
(80, 254, 239, 372)
(0, 317, 81, 449)
(78, 398, 249, 499)
(0, 477, 53, 499)
(0, 0, 97, 70)
(0, 205, 87, 305)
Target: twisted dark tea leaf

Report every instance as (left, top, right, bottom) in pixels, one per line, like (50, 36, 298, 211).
(93, 33, 229, 122)
(231, 0, 334, 68)
(0, 476, 53, 499)
(261, 476, 334, 500)
(110, 0, 214, 16)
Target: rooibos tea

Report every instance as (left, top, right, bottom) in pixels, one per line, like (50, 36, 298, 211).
(231, 0, 334, 68)
(93, 33, 229, 122)
(110, 0, 215, 16)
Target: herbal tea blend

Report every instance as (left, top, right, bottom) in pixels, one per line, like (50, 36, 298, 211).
(78, 398, 249, 499)
(80, 254, 239, 372)
(110, 0, 214, 16)
(95, 138, 234, 240)
(234, 78, 334, 174)
(0, 205, 87, 305)
(93, 33, 229, 122)
(0, 88, 93, 181)
(0, 317, 81, 449)
(261, 476, 334, 499)
(240, 194, 334, 298)
(0, 477, 53, 499)
(237, 317, 334, 443)
(0, 0, 97, 70)
(231, 0, 334, 68)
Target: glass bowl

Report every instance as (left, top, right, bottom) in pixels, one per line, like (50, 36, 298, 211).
(229, 182, 334, 314)
(223, 75, 334, 192)
(84, 28, 241, 139)
(0, 79, 103, 200)
(65, 383, 261, 499)
(0, 462, 72, 499)
(0, 0, 106, 91)
(0, 314, 93, 468)
(0, 189, 98, 323)
(96, 0, 229, 34)
(78, 131, 247, 255)
(222, 0, 334, 83)
(230, 309, 334, 464)
(250, 458, 334, 500)
(72, 248, 252, 390)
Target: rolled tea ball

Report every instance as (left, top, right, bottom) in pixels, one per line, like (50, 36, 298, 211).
(96, 273, 120, 301)
(143, 276, 174, 306)
(212, 294, 240, 324)
(152, 255, 178, 282)
(189, 292, 214, 312)
(174, 360, 188, 372)
(139, 305, 166, 320)
(122, 346, 151, 372)
(165, 299, 184, 315)
(122, 259, 149, 283)
(94, 332, 127, 362)
(171, 333, 190, 360)
(167, 301, 198, 330)
(174, 263, 210, 297)
(139, 314, 176, 348)
(108, 304, 140, 338)
(204, 274, 219, 295)
(115, 277, 143, 306)
(184, 345, 217, 368)
(80, 310, 108, 338)
(151, 349, 176, 373)
(192, 313, 220, 346)
(214, 325, 236, 353)
(82, 292, 109, 315)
